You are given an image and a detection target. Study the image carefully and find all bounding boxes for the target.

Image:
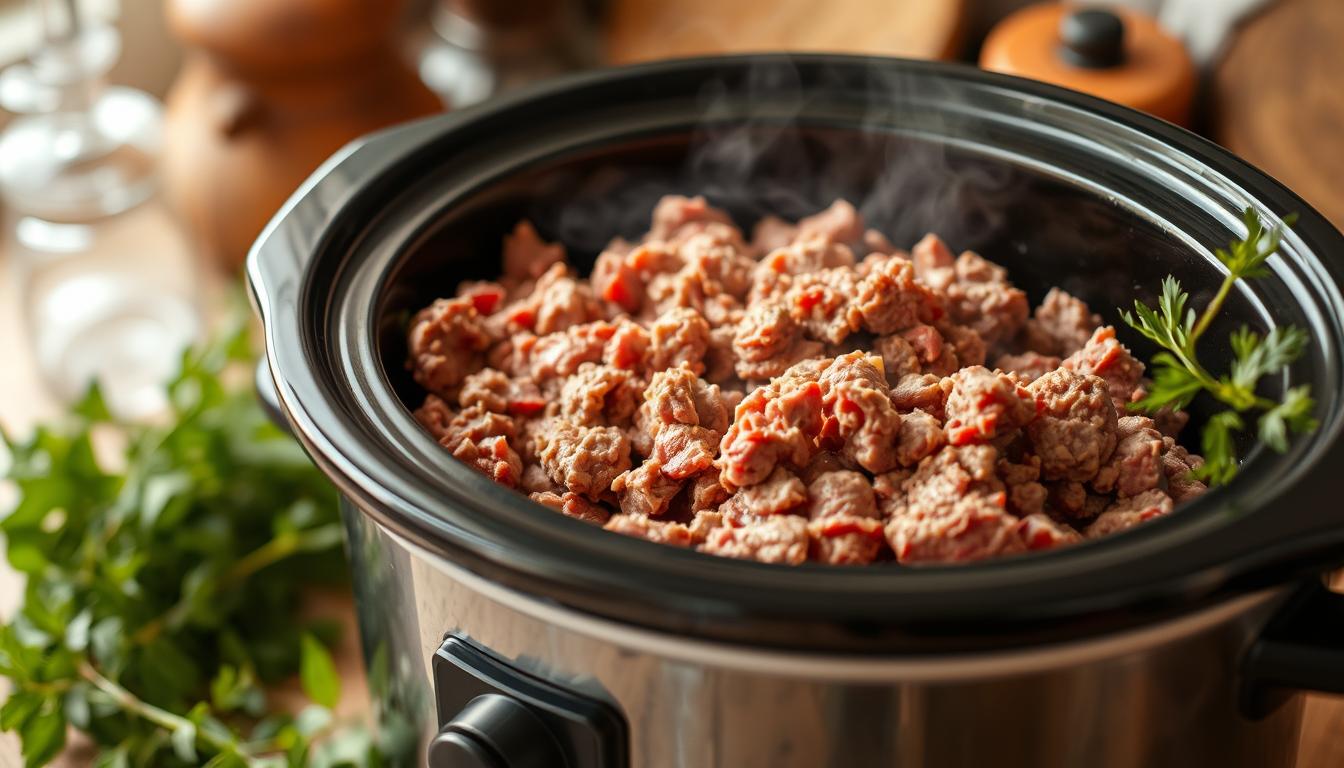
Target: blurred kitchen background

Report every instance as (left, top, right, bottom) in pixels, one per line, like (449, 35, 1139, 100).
(0, 0, 1339, 764)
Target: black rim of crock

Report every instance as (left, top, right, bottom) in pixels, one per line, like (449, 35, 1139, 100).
(248, 54, 1344, 653)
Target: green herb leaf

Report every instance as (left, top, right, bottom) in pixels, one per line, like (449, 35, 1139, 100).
(300, 634, 341, 710)
(19, 702, 65, 768)
(1258, 386, 1318, 453)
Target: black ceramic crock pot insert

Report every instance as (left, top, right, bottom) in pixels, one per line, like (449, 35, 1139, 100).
(249, 55, 1344, 655)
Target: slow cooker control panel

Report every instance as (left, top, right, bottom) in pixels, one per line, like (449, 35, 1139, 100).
(430, 635, 628, 768)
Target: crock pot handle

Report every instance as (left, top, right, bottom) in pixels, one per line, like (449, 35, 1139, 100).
(1240, 579, 1344, 719)
(255, 359, 294, 437)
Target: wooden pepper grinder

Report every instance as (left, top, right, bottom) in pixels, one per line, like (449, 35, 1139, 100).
(161, 0, 443, 270)
(980, 3, 1196, 127)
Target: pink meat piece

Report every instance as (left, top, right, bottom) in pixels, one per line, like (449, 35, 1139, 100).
(732, 302, 825, 380)
(527, 321, 616, 382)
(612, 460, 685, 517)
(1062, 326, 1146, 406)
(751, 215, 797, 254)
(1161, 438, 1209, 503)
(911, 235, 1027, 346)
(535, 420, 632, 500)
(699, 515, 810, 564)
(999, 455, 1047, 517)
(720, 466, 808, 521)
(648, 195, 743, 248)
(994, 351, 1062, 383)
(458, 368, 547, 418)
(884, 492, 1025, 564)
(502, 220, 565, 283)
(605, 514, 695, 546)
(1027, 369, 1118, 482)
(1092, 416, 1164, 497)
(451, 435, 524, 488)
(526, 263, 604, 336)
(796, 199, 866, 246)
(529, 490, 611, 525)
(780, 268, 863, 345)
(943, 366, 1037, 445)
(407, 297, 491, 396)
(818, 353, 906, 473)
(804, 470, 885, 565)
(1020, 288, 1102, 356)
(717, 376, 823, 490)
(854, 255, 943, 335)
(558, 363, 643, 427)
(647, 307, 712, 375)
(1085, 489, 1174, 538)
(889, 373, 949, 416)
(636, 367, 731, 478)
(873, 334, 922, 384)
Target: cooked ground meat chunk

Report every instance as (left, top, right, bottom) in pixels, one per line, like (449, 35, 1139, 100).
(408, 198, 1209, 565)
(1026, 370, 1118, 482)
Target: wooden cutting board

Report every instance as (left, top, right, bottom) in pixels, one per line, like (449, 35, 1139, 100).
(1213, 0, 1344, 232)
(604, 0, 966, 64)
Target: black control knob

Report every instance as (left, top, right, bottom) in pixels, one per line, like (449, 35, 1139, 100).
(1059, 8, 1126, 69)
(428, 694, 565, 768)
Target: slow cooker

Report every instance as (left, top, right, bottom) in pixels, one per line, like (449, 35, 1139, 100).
(247, 55, 1344, 767)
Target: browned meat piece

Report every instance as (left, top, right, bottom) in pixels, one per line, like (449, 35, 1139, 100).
(912, 235, 1027, 346)
(451, 435, 523, 487)
(1027, 370, 1118, 482)
(880, 445, 1004, 521)
(889, 373, 949, 416)
(650, 424, 720, 479)
(804, 470, 884, 565)
(650, 194, 734, 240)
(1020, 288, 1102, 356)
(896, 409, 946, 467)
(502, 220, 565, 282)
(756, 239, 856, 286)
(456, 281, 508, 316)
(1016, 514, 1083, 550)
(413, 393, 456, 440)
(699, 515, 810, 564)
(994, 351, 1062, 383)
(944, 366, 1037, 446)
(939, 322, 987, 369)
(1062, 326, 1146, 406)
(647, 307, 712, 374)
(590, 242, 646, 314)
(703, 324, 739, 385)
(718, 404, 817, 490)
(873, 334, 921, 384)
(529, 490, 611, 525)
(408, 297, 491, 396)
(818, 353, 905, 473)
(648, 232, 754, 314)
(527, 322, 616, 382)
(1085, 489, 1173, 538)
(558, 364, 643, 427)
(605, 514, 694, 546)
(535, 420, 632, 500)
(520, 463, 559, 494)
(782, 268, 863, 345)
(526, 264, 604, 336)
(1047, 480, 1088, 517)
(636, 367, 731, 478)
(733, 302, 825, 380)
(688, 472, 731, 512)
(999, 455, 1047, 516)
(796, 199, 865, 246)
(720, 466, 808, 520)
(884, 493, 1024, 564)
(1162, 438, 1209, 502)
(854, 255, 942, 334)
(612, 460, 684, 517)
(901, 324, 946, 371)
(751, 215, 797, 253)
(1093, 416, 1164, 497)
(601, 319, 650, 372)
(459, 368, 547, 418)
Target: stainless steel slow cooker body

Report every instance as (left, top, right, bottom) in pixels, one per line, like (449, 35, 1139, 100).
(248, 56, 1344, 767)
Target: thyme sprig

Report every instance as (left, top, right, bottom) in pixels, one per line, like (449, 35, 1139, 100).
(1119, 208, 1317, 485)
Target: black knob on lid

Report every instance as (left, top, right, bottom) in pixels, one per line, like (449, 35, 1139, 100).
(428, 694, 565, 768)
(1059, 8, 1126, 68)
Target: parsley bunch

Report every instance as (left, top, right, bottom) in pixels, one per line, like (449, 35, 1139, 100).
(1120, 208, 1318, 485)
(0, 320, 414, 767)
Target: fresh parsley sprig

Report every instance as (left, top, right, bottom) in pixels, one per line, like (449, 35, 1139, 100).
(0, 316, 415, 767)
(1119, 208, 1318, 485)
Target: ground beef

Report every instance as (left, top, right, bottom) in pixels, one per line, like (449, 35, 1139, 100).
(1021, 288, 1102, 356)
(1027, 370, 1118, 482)
(409, 197, 1208, 565)
(699, 515, 810, 564)
(804, 471, 885, 564)
(530, 491, 611, 525)
(535, 420, 632, 500)
(943, 366, 1037, 445)
(1062, 326, 1146, 406)
(407, 297, 491, 396)
(1085, 489, 1173, 538)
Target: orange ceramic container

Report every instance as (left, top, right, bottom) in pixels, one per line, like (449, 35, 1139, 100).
(980, 2, 1195, 126)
